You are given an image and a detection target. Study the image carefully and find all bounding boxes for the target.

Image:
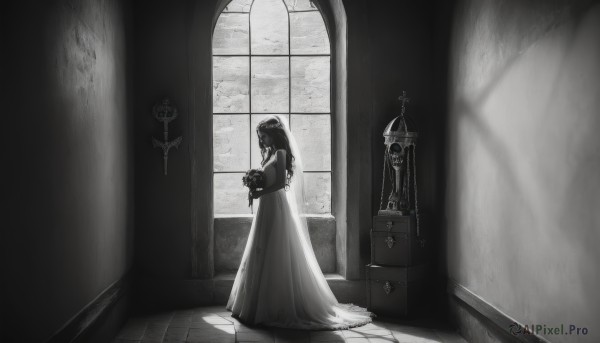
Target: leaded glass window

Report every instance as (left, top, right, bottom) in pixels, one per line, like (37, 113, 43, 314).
(213, 0, 331, 215)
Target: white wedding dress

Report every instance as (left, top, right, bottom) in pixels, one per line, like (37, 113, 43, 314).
(226, 150, 373, 330)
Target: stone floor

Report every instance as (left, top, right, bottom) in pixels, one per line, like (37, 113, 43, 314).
(113, 306, 467, 343)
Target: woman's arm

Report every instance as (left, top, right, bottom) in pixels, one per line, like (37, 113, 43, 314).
(253, 149, 286, 198)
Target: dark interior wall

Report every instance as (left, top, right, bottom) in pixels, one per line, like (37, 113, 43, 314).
(368, 0, 439, 220)
(2, 0, 134, 341)
(445, 0, 600, 341)
(367, 0, 446, 302)
(133, 0, 195, 280)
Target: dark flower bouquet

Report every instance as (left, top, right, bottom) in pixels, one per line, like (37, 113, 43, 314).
(242, 169, 266, 207)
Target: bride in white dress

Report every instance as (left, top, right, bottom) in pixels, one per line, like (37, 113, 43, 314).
(226, 115, 373, 330)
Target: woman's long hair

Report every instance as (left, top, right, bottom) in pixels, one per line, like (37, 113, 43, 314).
(256, 116, 295, 189)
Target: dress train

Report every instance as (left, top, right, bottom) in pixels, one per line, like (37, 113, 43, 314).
(226, 185, 373, 330)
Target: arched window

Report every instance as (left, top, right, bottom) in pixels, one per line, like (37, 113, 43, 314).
(212, 0, 332, 216)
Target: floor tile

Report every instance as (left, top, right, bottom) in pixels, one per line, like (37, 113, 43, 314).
(163, 327, 189, 341)
(272, 328, 310, 342)
(234, 323, 270, 333)
(350, 329, 392, 337)
(221, 315, 242, 325)
(345, 338, 370, 343)
(112, 306, 466, 343)
(368, 335, 399, 343)
(196, 315, 234, 325)
(309, 330, 345, 342)
(343, 330, 369, 338)
(141, 312, 174, 325)
(351, 323, 388, 332)
(343, 329, 394, 339)
(433, 330, 468, 343)
(186, 334, 235, 343)
(384, 323, 443, 343)
(142, 323, 169, 340)
(116, 319, 147, 340)
(196, 325, 235, 335)
(236, 330, 275, 342)
(169, 318, 192, 328)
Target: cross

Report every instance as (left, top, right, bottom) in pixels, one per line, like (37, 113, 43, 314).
(398, 91, 410, 116)
(152, 98, 183, 175)
(153, 136, 182, 176)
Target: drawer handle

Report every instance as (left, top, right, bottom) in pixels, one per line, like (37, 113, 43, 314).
(383, 281, 394, 295)
(386, 221, 393, 231)
(385, 236, 396, 248)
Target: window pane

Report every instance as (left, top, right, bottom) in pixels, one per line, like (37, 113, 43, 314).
(214, 173, 252, 214)
(304, 172, 331, 214)
(214, 1, 333, 216)
(284, 0, 318, 11)
(213, 14, 249, 55)
(291, 56, 330, 112)
(250, 114, 290, 168)
(250, 0, 289, 54)
(251, 57, 289, 113)
(290, 12, 330, 54)
(223, 0, 252, 12)
(213, 57, 249, 113)
(213, 115, 251, 172)
(291, 114, 330, 171)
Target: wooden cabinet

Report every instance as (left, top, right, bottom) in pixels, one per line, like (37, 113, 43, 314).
(366, 214, 426, 317)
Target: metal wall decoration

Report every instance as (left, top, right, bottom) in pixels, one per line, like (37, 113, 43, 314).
(378, 91, 420, 233)
(383, 281, 394, 295)
(152, 98, 183, 175)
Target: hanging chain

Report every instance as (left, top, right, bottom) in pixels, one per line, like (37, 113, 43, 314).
(402, 147, 408, 202)
(413, 144, 420, 237)
(387, 149, 395, 200)
(387, 150, 395, 186)
(379, 146, 389, 211)
(406, 145, 411, 210)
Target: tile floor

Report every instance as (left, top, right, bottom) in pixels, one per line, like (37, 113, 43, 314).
(113, 306, 467, 343)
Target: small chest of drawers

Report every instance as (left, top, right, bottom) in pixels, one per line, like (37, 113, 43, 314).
(366, 214, 427, 317)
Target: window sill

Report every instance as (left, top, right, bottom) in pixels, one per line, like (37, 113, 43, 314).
(214, 272, 344, 281)
(214, 213, 335, 220)
(213, 213, 337, 274)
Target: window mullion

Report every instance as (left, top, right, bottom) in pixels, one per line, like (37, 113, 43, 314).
(249, 2, 253, 213)
(287, 0, 292, 130)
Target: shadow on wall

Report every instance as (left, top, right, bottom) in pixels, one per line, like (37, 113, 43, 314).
(445, 1, 600, 340)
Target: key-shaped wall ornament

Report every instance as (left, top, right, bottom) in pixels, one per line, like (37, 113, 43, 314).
(152, 98, 182, 175)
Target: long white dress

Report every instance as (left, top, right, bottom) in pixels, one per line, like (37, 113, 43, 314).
(226, 151, 373, 330)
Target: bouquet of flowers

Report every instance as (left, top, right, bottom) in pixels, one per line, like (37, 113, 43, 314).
(242, 169, 266, 207)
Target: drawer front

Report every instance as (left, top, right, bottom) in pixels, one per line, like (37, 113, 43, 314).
(371, 231, 425, 266)
(372, 231, 409, 266)
(366, 265, 426, 317)
(367, 279, 408, 317)
(366, 264, 427, 282)
(372, 216, 411, 234)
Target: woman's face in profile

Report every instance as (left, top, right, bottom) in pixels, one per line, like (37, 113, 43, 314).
(257, 130, 273, 148)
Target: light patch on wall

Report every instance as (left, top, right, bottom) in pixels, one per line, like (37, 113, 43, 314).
(448, 2, 600, 333)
